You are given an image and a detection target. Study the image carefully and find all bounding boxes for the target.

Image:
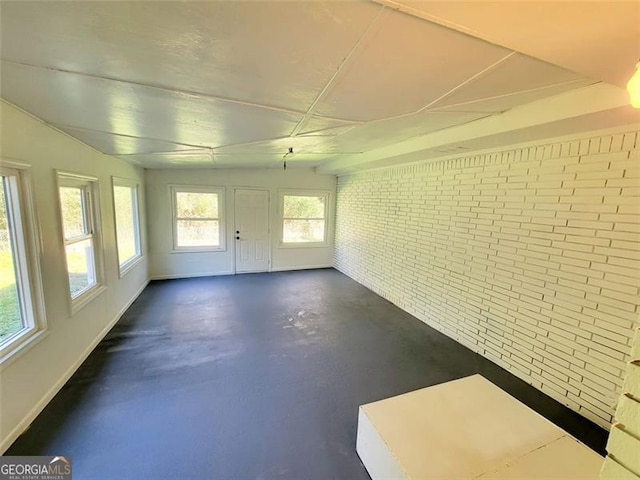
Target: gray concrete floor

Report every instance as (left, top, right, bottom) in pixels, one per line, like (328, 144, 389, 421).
(7, 269, 607, 479)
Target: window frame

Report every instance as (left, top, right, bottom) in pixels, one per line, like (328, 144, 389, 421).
(112, 177, 143, 277)
(0, 161, 47, 366)
(56, 171, 106, 315)
(278, 190, 330, 248)
(170, 185, 226, 253)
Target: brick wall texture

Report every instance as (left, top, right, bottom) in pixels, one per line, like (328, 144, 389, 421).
(335, 130, 640, 429)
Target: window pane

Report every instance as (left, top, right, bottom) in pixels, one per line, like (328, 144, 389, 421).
(283, 219, 325, 243)
(176, 192, 218, 218)
(0, 179, 25, 342)
(283, 195, 325, 219)
(59, 186, 86, 238)
(177, 220, 219, 247)
(65, 239, 96, 297)
(114, 185, 139, 265)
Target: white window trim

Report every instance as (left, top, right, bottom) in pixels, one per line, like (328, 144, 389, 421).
(0, 160, 47, 367)
(112, 176, 143, 277)
(278, 189, 330, 248)
(56, 170, 106, 315)
(170, 185, 226, 253)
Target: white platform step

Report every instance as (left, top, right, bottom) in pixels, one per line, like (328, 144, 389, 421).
(356, 374, 603, 480)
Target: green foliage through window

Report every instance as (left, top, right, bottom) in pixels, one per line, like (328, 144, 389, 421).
(282, 194, 326, 243)
(114, 184, 140, 267)
(0, 177, 24, 341)
(174, 189, 222, 248)
(58, 176, 98, 299)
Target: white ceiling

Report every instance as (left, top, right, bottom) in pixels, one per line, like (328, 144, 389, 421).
(0, 1, 638, 171)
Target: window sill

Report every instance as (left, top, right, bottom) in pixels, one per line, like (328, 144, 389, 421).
(70, 284, 107, 316)
(119, 255, 144, 278)
(0, 329, 49, 371)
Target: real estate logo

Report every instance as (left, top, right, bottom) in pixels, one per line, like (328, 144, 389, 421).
(0, 456, 71, 480)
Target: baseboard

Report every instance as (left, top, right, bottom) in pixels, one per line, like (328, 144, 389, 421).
(150, 271, 234, 280)
(151, 267, 333, 278)
(0, 279, 150, 454)
(270, 264, 333, 272)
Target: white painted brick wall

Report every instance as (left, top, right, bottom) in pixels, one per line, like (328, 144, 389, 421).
(335, 130, 640, 429)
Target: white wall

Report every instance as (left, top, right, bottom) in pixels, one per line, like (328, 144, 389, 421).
(0, 101, 149, 451)
(145, 168, 336, 279)
(335, 126, 640, 429)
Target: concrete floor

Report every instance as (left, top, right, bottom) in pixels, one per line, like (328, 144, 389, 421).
(7, 269, 607, 479)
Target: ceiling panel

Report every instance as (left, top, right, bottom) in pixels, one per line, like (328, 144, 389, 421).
(313, 7, 512, 121)
(431, 53, 590, 109)
(297, 116, 357, 136)
(57, 126, 199, 156)
(1, 1, 632, 171)
(431, 79, 598, 114)
(388, 1, 640, 87)
(0, 1, 382, 112)
(115, 151, 215, 168)
(1, 62, 303, 149)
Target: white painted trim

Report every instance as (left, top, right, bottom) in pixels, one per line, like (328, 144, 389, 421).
(0, 279, 150, 454)
(0, 162, 48, 365)
(0, 330, 49, 372)
(149, 271, 234, 280)
(112, 176, 143, 277)
(337, 123, 640, 177)
(118, 255, 144, 279)
(169, 184, 226, 252)
(270, 264, 332, 272)
(277, 189, 331, 247)
(69, 285, 107, 317)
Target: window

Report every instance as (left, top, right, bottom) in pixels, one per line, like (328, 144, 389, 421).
(0, 163, 46, 362)
(280, 191, 329, 245)
(171, 186, 225, 251)
(112, 178, 142, 275)
(58, 172, 104, 311)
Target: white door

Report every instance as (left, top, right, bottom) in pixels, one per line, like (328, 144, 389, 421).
(235, 189, 270, 273)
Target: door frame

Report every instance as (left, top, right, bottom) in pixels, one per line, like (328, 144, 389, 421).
(233, 187, 271, 274)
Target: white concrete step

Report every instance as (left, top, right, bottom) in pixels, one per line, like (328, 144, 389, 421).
(356, 374, 603, 480)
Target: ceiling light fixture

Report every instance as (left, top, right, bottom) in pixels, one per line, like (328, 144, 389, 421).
(283, 147, 293, 170)
(627, 61, 640, 108)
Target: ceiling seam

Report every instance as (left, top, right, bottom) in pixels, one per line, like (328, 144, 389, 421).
(52, 123, 210, 151)
(419, 52, 517, 112)
(0, 98, 107, 157)
(0, 60, 305, 116)
(309, 53, 518, 126)
(426, 79, 601, 113)
(2, 59, 366, 124)
(114, 149, 209, 157)
(54, 122, 348, 156)
(288, 4, 387, 137)
(369, 0, 476, 36)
